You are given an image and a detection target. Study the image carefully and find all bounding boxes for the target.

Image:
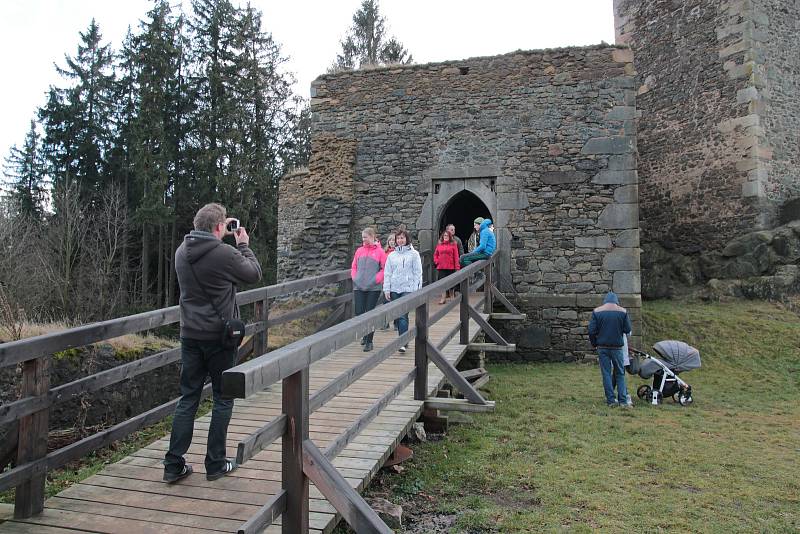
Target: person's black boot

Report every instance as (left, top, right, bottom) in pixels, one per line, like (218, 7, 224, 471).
(363, 341, 373, 352)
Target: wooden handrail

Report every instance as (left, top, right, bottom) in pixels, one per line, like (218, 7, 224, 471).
(0, 246, 467, 527)
(221, 258, 489, 399)
(0, 260, 368, 519)
(0, 268, 355, 369)
(231, 254, 497, 533)
(0, 320, 269, 426)
(0, 307, 181, 368)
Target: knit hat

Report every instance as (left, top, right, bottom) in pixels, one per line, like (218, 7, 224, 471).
(473, 217, 484, 225)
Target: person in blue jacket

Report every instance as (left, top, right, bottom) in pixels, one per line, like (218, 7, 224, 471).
(588, 291, 633, 407)
(460, 218, 496, 266)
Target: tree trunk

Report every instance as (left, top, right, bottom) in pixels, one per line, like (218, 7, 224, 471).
(141, 224, 150, 306)
(168, 219, 177, 306)
(157, 224, 164, 307)
(120, 180, 129, 310)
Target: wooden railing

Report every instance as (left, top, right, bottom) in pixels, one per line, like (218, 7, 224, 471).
(223, 255, 522, 534)
(0, 263, 368, 519)
(0, 248, 523, 530)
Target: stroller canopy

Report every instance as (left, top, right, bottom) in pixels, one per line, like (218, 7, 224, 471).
(652, 340, 702, 372)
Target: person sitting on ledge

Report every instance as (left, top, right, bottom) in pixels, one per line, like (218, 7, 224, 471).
(460, 217, 496, 266)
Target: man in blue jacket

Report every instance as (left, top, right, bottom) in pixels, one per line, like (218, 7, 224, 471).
(588, 291, 633, 407)
(460, 218, 496, 266)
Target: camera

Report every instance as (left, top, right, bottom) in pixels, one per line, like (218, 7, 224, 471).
(226, 219, 240, 232)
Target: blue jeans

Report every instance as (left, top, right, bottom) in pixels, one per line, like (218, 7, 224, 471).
(164, 338, 235, 475)
(460, 251, 491, 266)
(598, 348, 627, 405)
(354, 290, 381, 343)
(390, 292, 410, 335)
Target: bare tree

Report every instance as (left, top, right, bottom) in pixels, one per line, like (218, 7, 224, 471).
(38, 182, 90, 319)
(0, 284, 26, 341)
(0, 201, 46, 321)
(81, 185, 129, 319)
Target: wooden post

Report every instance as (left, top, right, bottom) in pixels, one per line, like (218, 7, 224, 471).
(427, 256, 434, 287)
(459, 278, 470, 345)
(484, 260, 493, 312)
(342, 279, 354, 319)
(282, 368, 309, 533)
(254, 297, 268, 356)
(14, 356, 50, 518)
(414, 301, 429, 401)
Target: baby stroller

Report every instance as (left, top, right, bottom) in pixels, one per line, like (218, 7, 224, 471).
(629, 341, 701, 406)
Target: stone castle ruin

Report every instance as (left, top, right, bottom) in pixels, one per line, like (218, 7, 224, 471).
(616, 0, 800, 298)
(278, 0, 800, 361)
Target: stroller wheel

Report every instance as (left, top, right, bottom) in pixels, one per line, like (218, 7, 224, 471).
(647, 390, 662, 405)
(672, 392, 681, 403)
(637, 385, 651, 400)
(679, 394, 693, 406)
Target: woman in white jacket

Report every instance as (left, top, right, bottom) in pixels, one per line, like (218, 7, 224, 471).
(383, 230, 423, 353)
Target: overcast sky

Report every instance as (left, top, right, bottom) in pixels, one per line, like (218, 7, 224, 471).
(0, 0, 615, 166)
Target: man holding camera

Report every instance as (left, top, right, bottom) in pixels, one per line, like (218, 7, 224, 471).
(163, 203, 262, 483)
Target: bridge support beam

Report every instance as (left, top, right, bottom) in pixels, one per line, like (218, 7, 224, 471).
(282, 368, 309, 533)
(459, 278, 470, 345)
(14, 356, 49, 519)
(414, 301, 429, 401)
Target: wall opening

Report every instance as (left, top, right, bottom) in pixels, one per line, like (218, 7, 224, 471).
(438, 189, 492, 245)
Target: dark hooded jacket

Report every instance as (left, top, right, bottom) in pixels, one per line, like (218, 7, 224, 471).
(588, 292, 632, 348)
(175, 230, 262, 340)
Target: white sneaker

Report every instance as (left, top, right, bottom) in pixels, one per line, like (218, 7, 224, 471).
(398, 345, 407, 353)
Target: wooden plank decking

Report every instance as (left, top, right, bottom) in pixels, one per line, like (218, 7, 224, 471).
(0, 296, 486, 533)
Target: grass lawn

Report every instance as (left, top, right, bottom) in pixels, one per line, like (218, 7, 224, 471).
(360, 299, 800, 533)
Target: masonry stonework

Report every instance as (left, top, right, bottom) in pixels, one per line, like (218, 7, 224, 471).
(614, 0, 800, 254)
(277, 135, 357, 288)
(279, 47, 643, 361)
(758, 0, 800, 221)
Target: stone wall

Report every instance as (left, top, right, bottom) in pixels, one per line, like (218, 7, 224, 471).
(278, 136, 357, 287)
(614, 0, 799, 254)
(280, 47, 642, 361)
(758, 0, 800, 214)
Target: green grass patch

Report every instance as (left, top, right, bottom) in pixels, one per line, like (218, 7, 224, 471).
(366, 299, 800, 533)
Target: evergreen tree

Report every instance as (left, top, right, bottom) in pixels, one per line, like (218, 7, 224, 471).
(3, 120, 47, 219)
(283, 101, 311, 170)
(187, 0, 238, 201)
(335, 0, 412, 70)
(105, 28, 141, 310)
(131, 0, 183, 305)
(227, 3, 297, 280)
(39, 19, 116, 206)
(3, 0, 313, 318)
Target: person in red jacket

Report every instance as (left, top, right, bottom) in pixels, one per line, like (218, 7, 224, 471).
(433, 230, 460, 304)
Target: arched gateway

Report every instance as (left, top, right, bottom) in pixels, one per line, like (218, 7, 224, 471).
(415, 171, 496, 253)
(278, 47, 642, 362)
(437, 189, 492, 245)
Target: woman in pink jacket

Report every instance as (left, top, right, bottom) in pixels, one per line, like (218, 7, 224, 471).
(351, 227, 387, 352)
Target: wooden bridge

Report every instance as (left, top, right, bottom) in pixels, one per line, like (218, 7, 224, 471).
(0, 255, 523, 533)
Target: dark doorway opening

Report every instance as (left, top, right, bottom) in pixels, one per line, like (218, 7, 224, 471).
(438, 190, 492, 246)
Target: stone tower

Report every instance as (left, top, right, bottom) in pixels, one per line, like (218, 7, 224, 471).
(279, 46, 643, 361)
(614, 0, 800, 254)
